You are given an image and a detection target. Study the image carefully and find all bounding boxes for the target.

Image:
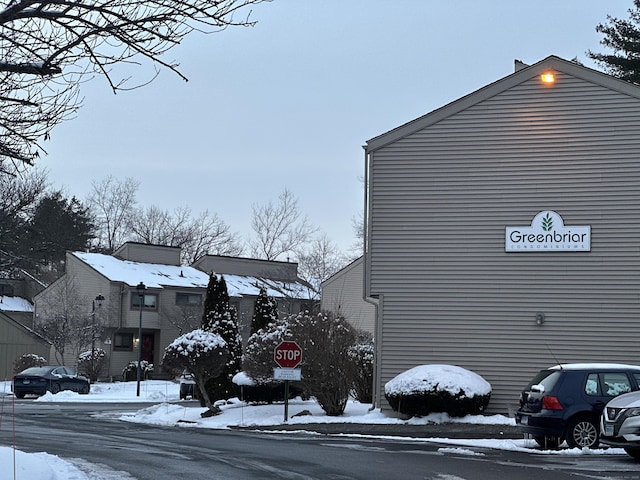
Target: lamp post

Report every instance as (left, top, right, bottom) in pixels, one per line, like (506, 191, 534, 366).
(91, 294, 105, 383)
(136, 282, 146, 397)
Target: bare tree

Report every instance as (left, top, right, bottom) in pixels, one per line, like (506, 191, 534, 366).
(130, 205, 244, 264)
(35, 275, 92, 365)
(0, 0, 265, 172)
(181, 209, 244, 263)
(160, 301, 203, 336)
(131, 205, 191, 246)
(87, 175, 139, 253)
(249, 188, 316, 261)
(296, 233, 347, 299)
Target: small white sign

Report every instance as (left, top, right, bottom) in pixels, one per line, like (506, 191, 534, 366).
(506, 210, 591, 252)
(274, 368, 302, 381)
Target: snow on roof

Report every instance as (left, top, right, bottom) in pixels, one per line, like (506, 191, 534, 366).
(74, 252, 209, 289)
(0, 295, 33, 312)
(73, 252, 309, 299)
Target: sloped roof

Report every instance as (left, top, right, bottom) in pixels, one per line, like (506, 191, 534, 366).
(366, 55, 640, 152)
(73, 252, 309, 299)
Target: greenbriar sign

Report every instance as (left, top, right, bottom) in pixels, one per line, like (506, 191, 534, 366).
(505, 211, 591, 252)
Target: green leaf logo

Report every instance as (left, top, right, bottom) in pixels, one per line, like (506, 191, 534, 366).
(542, 213, 553, 231)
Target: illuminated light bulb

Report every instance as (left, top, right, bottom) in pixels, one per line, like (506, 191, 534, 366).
(541, 72, 555, 84)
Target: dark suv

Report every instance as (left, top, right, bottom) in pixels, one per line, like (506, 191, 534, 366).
(515, 363, 640, 449)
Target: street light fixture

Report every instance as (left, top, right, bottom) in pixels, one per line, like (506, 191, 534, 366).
(91, 294, 105, 383)
(135, 282, 146, 397)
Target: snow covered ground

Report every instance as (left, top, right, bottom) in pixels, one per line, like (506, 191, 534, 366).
(0, 379, 629, 479)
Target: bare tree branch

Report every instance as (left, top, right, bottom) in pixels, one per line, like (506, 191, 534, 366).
(0, 0, 266, 170)
(86, 174, 139, 252)
(249, 187, 317, 261)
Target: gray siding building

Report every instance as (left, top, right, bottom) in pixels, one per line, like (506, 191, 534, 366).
(33, 243, 311, 379)
(364, 56, 640, 414)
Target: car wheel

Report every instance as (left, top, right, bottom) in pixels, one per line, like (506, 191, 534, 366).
(566, 416, 599, 449)
(533, 436, 562, 449)
(50, 383, 61, 394)
(15, 392, 25, 399)
(624, 448, 640, 460)
(79, 383, 90, 394)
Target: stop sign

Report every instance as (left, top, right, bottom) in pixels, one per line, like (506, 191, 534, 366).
(274, 341, 303, 368)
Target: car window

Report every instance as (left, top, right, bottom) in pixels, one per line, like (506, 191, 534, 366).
(602, 373, 632, 396)
(527, 370, 561, 393)
(585, 372, 632, 397)
(585, 373, 600, 395)
(633, 373, 640, 388)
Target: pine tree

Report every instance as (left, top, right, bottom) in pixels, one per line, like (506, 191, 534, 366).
(202, 274, 242, 403)
(588, 1, 640, 83)
(250, 287, 279, 334)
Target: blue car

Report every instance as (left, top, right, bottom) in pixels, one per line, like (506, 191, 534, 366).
(515, 363, 640, 449)
(12, 366, 90, 398)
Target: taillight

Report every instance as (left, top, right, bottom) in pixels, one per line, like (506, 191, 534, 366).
(542, 395, 563, 410)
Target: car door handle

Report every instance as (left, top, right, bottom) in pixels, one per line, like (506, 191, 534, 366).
(593, 401, 606, 408)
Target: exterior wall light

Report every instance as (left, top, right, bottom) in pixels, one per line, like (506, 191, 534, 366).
(535, 312, 545, 325)
(540, 72, 555, 84)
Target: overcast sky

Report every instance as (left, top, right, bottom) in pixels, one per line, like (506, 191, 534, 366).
(43, 0, 631, 254)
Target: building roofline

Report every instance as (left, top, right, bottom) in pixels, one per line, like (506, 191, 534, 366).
(365, 55, 640, 153)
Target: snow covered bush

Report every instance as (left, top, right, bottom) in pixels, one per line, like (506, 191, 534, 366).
(77, 348, 107, 382)
(12, 353, 46, 374)
(162, 328, 227, 411)
(243, 311, 357, 416)
(384, 364, 491, 418)
(349, 339, 374, 403)
(122, 360, 154, 382)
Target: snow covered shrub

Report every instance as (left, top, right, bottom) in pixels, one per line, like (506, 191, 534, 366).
(384, 365, 491, 418)
(77, 348, 107, 382)
(13, 353, 47, 374)
(162, 329, 228, 410)
(122, 360, 154, 381)
(349, 340, 374, 403)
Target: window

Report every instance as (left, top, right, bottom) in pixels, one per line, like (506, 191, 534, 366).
(114, 333, 134, 351)
(131, 292, 157, 310)
(0, 283, 14, 296)
(176, 292, 202, 306)
(585, 372, 632, 397)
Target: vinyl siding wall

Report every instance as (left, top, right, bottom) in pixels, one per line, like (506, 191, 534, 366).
(321, 258, 376, 334)
(367, 71, 640, 414)
(0, 315, 50, 379)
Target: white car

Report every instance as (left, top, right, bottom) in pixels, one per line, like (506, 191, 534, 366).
(600, 390, 640, 459)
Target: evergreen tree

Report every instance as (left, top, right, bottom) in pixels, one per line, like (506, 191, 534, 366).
(201, 274, 242, 403)
(588, 1, 640, 83)
(201, 273, 222, 330)
(28, 191, 94, 270)
(250, 287, 279, 335)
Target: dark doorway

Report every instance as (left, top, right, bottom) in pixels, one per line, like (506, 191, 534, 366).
(141, 333, 154, 364)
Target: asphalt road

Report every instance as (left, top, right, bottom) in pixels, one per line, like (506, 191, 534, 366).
(2, 401, 640, 480)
